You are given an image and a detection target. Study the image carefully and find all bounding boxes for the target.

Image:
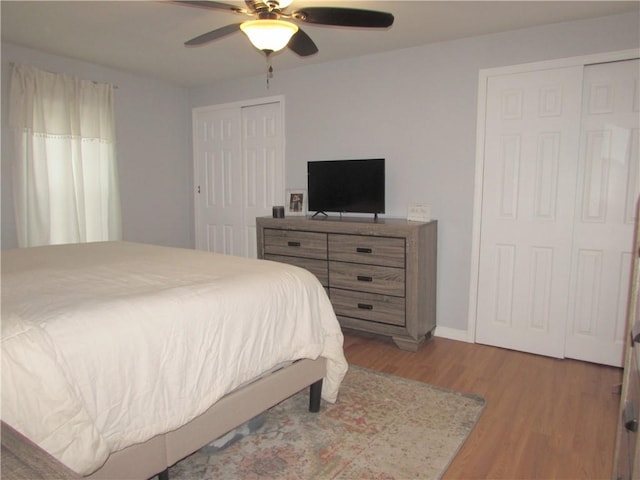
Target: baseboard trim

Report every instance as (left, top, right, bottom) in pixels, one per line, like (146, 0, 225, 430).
(434, 326, 473, 343)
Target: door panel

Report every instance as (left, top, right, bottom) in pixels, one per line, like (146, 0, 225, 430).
(564, 59, 640, 366)
(241, 102, 284, 259)
(475, 66, 583, 358)
(194, 107, 242, 255)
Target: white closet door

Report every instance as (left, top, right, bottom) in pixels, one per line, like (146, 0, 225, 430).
(475, 66, 583, 358)
(564, 59, 640, 366)
(194, 106, 242, 255)
(193, 100, 284, 257)
(241, 102, 284, 259)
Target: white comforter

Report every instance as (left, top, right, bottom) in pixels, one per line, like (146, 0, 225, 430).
(1, 241, 348, 475)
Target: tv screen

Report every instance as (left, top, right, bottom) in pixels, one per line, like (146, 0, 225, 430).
(307, 159, 385, 216)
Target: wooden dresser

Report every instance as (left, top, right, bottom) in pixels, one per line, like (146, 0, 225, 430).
(614, 200, 640, 480)
(256, 216, 437, 351)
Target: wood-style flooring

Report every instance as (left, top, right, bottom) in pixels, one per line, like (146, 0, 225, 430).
(342, 330, 622, 480)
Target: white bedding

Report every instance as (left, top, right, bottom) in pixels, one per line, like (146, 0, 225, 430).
(1, 241, 348, 475)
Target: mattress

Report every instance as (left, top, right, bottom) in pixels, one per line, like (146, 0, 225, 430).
(1, 241, 348, 475)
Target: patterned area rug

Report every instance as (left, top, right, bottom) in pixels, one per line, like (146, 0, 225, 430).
(169, 366, 486, 480)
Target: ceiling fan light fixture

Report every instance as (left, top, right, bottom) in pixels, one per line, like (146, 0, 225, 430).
(240, 19, 298, 53)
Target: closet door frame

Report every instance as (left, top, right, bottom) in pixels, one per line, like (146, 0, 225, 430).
(467, 49, 639, 343)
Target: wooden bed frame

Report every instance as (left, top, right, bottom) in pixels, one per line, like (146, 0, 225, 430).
(82, 357, 326, 480)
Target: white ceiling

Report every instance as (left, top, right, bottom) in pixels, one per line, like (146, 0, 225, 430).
(2, 1, 638, 87)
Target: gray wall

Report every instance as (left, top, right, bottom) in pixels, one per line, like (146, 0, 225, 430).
(189, 12, 639, 336)
(1, 43, 193, 250)
(1, 12, 638, 338)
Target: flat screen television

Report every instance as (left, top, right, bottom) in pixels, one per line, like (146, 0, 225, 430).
(307, 159, 385, 217)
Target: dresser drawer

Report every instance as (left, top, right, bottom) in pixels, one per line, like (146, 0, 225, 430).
(328, 234, 405, 267)
(331, 289, 405, 326)
(263, 229, 327, 260)
(329, 261, 405, 296)
(264, 254, 328, 287)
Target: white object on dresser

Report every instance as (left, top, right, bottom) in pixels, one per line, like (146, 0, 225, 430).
(407, 204, 431, 222)
(256, 216, 437, 351)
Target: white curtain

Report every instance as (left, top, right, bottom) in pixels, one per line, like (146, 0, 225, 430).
(9, 64, 122, 247)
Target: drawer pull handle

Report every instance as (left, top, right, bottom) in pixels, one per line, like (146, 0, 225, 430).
(357, 275, 373, 282)
(632, 321, 640, 345)
(624, 401, 638, 433)
(356, 247, 372, 254)
(358, 303, 373, 310)
(287, 241, 301, 247)
(625, 418, 638, 433)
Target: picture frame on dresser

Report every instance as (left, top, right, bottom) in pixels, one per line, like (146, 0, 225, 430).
(285, 189, 307, 216)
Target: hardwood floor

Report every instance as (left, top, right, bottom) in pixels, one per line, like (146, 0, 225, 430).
(342, 330, 623, 479)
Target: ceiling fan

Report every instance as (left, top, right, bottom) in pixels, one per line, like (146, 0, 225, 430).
(175, 0, 394, 57)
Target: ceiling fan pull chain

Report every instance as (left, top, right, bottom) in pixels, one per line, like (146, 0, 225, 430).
(265, 54, 274, 88)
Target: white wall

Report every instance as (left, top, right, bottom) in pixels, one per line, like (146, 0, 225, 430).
(189, 12, 640, 337)
(1, 43, 193, 250)
(1, 13, 637, 337)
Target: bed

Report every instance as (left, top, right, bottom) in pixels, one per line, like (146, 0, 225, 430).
(1, 241, 348, 479)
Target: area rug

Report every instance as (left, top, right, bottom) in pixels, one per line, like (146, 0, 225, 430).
(169, 366, 486, 480)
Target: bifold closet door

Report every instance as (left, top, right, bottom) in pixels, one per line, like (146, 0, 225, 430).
(475, 58, 640, 366)
(474, 66, 583, 358)
(193, 101, 284, 258)
(564, 59, 639, 366)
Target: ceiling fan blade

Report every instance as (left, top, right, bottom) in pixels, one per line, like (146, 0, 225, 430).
(292, 7, 394, 28)
(287, 28, 318, 56)
(172, 1, 246, 14)
(185, 23, 242, 46)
